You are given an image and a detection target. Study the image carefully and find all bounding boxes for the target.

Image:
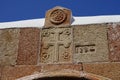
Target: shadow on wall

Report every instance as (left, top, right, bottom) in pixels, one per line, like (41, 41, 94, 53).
(33, 76, 91, 80)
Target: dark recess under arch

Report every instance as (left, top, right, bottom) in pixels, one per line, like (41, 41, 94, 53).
(33, 76, 91, 80)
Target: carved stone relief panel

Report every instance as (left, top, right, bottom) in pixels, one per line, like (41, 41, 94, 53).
(73, 24, 109, 62)
(40, 28, 72, 63)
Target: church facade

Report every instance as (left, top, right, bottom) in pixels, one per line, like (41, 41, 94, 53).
(0, 6, 120, 80)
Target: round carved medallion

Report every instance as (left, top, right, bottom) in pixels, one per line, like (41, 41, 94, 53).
(62, 52, 70, 60)
(50, 9, 67, 24)
(41, 52, 49, 62)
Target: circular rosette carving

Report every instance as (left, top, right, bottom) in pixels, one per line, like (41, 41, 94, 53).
(41, 52, 50, 62)
(42, 30, 50, 37)
(50, 9, 67, 24)
(64, 29, 71, 35)
(62, 52, 70, 60)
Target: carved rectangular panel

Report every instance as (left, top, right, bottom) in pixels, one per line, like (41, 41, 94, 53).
(73, 24, 109, 62)
(40, 28, 72, 63)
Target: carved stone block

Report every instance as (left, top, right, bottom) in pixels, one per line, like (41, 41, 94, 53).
(44, 6, 72, 28)
(40, 28, 72, 63)
(0, 29, 20, 66)
(73, 24, 109, 62)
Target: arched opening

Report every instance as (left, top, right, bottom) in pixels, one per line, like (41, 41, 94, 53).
(16, 69, 111, 80)
(33, 76, 91, 80)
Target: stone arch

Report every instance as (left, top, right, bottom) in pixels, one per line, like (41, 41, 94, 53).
(16, 69, 111, 80)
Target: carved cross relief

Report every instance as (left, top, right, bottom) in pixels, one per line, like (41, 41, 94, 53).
(40, 28, 72, 63)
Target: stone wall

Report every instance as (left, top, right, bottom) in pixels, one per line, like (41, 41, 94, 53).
(0, 23, 120, 80)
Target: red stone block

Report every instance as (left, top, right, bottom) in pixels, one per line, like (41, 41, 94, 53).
(0, 66, 2, 79)
(83, 62, 120, 80)
(17, 28, 40, 65)
(108, 23, 120, 61)
(1, 65, 41, 80)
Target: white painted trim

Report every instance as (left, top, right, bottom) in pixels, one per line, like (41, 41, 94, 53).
(0, 18, 44, 29)
(72, 15, 120, 25)
(0, 15, 120, 29)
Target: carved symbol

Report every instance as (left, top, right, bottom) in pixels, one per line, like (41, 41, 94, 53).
(75, 44, 96, 54)
(42, 30, 50, 37)
(64, 29, 71, 35)
(50, 9, 66, 24)
(41, 52, 50, 62)
(62, 52, 70, 60)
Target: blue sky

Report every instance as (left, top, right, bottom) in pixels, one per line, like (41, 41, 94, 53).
(0, 0, 120, 22)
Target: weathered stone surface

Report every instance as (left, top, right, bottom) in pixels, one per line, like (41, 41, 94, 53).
(1, 65, 41, 80)
(83, 62, 120, 80)
(108, 23, 120, 61)
(41, 64, 82, 72)
(40, 28, 72, 64)
(44, 6, 72, 28)
(73, 24, 109, 62)
(0, 29, 20, 66)
(0, 66, 2, 79)
(17, 28, 40, 65)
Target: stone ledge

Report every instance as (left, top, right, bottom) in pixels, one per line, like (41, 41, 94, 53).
(40, 64, 82, 72)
